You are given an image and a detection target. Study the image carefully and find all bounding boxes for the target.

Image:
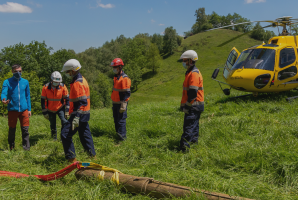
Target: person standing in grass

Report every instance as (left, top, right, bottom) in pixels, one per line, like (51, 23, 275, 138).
(179, 50, 204, 152)
(60, 59, 96, 162)
(110, 58, 131, 141)
(1, 64, 31, 151)
(41, 71, 69, 140)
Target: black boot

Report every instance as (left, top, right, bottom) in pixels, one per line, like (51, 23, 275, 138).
(21, 126, 30, 151)
(9, 143, 15, 151)
(8, 127, 16, 150)
(51, 129, 57, 141)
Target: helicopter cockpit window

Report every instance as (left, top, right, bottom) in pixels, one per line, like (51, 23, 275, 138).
(279, 48, 296, 68)
(225, 50, 238, 69)
(232, 49, 275, 71)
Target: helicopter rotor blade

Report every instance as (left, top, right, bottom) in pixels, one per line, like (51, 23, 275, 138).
(205, 20, 275, 32)
(217, 25, 273, 47)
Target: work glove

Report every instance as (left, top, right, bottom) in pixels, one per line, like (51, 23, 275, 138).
(120, 101, 127, 113)
(72, 116, 80, 131)
(65, 112, 69, 119)
(43, 114, 49, 120)
(182, 108, 189, 114)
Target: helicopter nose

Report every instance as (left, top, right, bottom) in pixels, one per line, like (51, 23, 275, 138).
(227, 69, 250, 89)
(227, 69, 273, 91)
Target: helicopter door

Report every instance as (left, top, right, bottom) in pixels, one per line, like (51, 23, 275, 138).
(223, 47, 240, 79)
(274, 47, 298, 85)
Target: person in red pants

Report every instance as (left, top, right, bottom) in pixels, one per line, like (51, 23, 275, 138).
(1, 64, 31, 150)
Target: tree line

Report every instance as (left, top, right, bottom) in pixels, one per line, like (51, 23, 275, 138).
(184, 7, 276, 42)
(0, 27, 183, 115)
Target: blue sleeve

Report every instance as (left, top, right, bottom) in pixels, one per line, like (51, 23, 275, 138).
(26, 81, 31, 111)
(119, 91, 131, 101)
(1, 80, 8, 101)
(73, 100, 87, 117)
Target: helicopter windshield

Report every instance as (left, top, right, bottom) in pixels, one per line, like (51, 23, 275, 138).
(232, 49, 275, 71)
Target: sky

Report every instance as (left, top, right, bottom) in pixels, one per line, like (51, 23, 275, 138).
(0, 0, 298, 53)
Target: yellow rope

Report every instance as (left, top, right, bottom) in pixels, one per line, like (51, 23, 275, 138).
(79, 162, 121, 185)
(111, 171, 120, 185)
(98, 170, 105, 181)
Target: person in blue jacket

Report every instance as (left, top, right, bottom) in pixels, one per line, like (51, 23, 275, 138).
(1, 64, 31, 150)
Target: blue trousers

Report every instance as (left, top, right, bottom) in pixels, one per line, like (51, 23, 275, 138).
(61, 115, 96, 159)
(112, 104, 127, 140)
(180, 109, 202, 151)
(48, 108, 68, 135)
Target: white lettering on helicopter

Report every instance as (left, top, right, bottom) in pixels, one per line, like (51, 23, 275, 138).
(230, 76, 243, 80)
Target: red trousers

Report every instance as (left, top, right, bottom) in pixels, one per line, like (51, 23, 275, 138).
(8, 110, 30, 128)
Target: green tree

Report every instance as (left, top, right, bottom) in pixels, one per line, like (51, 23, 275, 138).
(124, 62, 142, 91)
(163, 26, 178, 55)
(120, 37, 150, 90)
(251, 22, 275, 42)
(151, 33, 163, 53)
(191, 7, 212, 33)
(89, 71, 112, 108)
(176, 36, 183, 46)
(291, 24, 298, 35)
(0, 41, 77, 84)
(146, 43, 162, 73)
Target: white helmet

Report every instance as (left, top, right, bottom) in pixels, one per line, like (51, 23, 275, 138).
(61, 59, 82, 72)
(180, 50, 198, 61)
(51, 71, 62, 82)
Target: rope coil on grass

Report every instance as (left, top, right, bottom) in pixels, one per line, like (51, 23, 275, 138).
(80, 162, 121, 185)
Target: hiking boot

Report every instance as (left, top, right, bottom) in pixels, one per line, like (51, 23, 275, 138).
(51, 130, 57, 140)
(9, 143, 15, 151)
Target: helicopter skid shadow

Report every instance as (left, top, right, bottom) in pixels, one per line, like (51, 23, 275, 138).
(216, 90, 298, 104)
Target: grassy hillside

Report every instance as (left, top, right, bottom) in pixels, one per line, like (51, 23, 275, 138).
(131, 29, 262, 104)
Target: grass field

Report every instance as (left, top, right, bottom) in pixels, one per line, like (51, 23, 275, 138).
(1, 30, 298, 199)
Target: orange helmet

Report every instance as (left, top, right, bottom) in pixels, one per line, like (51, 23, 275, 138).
(110, 58, 124, 67)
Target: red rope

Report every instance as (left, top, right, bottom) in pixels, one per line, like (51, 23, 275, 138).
(0, 162, 81, 181)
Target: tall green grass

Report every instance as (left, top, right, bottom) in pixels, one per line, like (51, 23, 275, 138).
(1, 91, 298, 199)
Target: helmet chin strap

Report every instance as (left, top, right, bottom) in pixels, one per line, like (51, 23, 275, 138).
(187, 59, 195, 69)
(117, 66, 123, 75)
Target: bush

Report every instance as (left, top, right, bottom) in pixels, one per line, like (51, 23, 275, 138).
(89, 71, 112, 109)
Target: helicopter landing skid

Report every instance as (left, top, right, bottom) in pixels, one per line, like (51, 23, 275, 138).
(286, 89, 298, 102)
(286, 96, 298, 102)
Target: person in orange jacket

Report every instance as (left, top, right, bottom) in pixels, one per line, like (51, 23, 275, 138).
(60, 59, 96, 162)
(41, 71, 69, 140)
(179, 50, 204, 152)
(110, 58, 131, 141)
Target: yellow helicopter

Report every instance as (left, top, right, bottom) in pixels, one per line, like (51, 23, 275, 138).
(211, 16, 298, 100)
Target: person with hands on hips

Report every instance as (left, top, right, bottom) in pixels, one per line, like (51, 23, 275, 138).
(1, 64, 31, 151)
(60, 59, 96, 162)
(41, 71, 69, 140)
(110, 58, 131, 141)
(180, 50, 204, 152)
